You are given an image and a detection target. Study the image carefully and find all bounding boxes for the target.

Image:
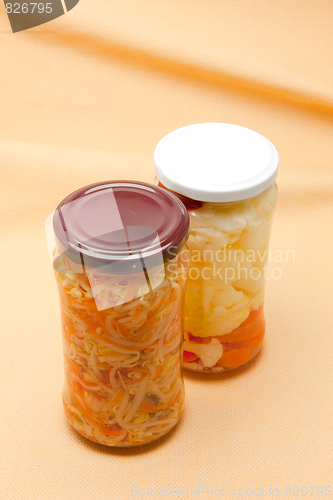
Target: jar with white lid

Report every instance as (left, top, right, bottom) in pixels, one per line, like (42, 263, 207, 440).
(154, 123, 279, 372)
(49, 181, 189, 446)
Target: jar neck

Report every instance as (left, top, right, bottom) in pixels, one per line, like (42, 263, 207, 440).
(155, 178, 277, 208)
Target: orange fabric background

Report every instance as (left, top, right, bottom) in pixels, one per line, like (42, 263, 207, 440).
(1, 1, 333, 499)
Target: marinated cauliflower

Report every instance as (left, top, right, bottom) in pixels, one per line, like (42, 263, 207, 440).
(183, 336, 223, 368)
(184, 183, 277, 340)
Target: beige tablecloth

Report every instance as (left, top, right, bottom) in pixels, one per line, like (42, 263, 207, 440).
(1, 1, 333, 499)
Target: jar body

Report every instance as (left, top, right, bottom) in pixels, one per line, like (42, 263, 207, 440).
(157, 181, 278, 372)
(53, 250, 188, 446)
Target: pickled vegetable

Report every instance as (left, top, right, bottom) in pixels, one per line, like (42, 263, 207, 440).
(182, 183, 277, 371)
(54, 250, 187, 446)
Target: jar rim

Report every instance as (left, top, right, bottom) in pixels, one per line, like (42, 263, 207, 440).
(53, 181, 189, 273)
(154, 123, 279, 202)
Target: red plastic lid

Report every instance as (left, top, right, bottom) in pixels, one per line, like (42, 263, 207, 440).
(53, 181, 189, 273)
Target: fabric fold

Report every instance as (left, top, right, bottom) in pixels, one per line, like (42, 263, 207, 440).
(1, 1, 332, 111)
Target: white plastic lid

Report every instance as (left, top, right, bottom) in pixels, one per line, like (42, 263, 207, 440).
(154, 123, 279, 202)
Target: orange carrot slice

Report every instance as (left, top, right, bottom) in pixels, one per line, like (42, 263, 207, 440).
(187, 333, 211, 344)
(77, 299, 97, 309)
(64, 355, 81, 372)
(150, 298, 177, 312)
(186, 306, 264, 345)
(145, 316, 159, 326)
(62, 323, 76, 341)
(95, 311, 106, 330)
(99, 363, 111, 370)
(216, 307, 265, 343)
(134, 305, 141, 318)
(222, 330, 265, 351)
(67, 366, 99, 388)
(183, 351, 199, 363)
(153, 365, 161, 382)
(67, 381, 123, 436)
(115, 319, 141, 342)
(217, 348, 253, 368)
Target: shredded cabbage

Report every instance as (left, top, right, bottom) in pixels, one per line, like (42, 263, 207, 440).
(56, 251, 187, 447)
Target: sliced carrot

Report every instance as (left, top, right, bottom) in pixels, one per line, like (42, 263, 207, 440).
(62, 323, 76, 341)
(160, 298, 178, 306)
(62, 397, 99, 442)
(82, 310, 89, 320)
(183, 351, 199, 363)
(187, 333, 211, 344)
(218, 319, 264, 343)
(150, 297, 177, 312)
(134, 305, 141, 318)
(99, 363, 111, 370)
(242, 330, 265, 349)
(153, 365, 161, 382)
(71, 394, 123, 436)
(115, 319, 140, 342)
(217, 348, 253, 368)
(67, 381, 123, 436)
(67, 366, 99, 388)
(159, 299, 176, 305)
(95, 311, 106, 330)
(216, 307, 265, 343)
(64, 355, 82, 372)
(78, 299, 97, 309)
(111, 390, 125, 405)
(222, 330, 265, 351)
(145, 316, 159, 326)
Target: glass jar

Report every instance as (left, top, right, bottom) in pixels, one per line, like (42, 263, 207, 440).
(50, 181, 189, 446)
(154, 123, 279, 372)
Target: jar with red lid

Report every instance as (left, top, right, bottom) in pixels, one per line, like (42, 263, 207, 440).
(154, 123, 278, 372)
(49, 181, 189, 446)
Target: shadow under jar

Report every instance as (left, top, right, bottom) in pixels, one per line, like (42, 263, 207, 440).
(52, 181, 189, 446)
(154, 123, 279, 372)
